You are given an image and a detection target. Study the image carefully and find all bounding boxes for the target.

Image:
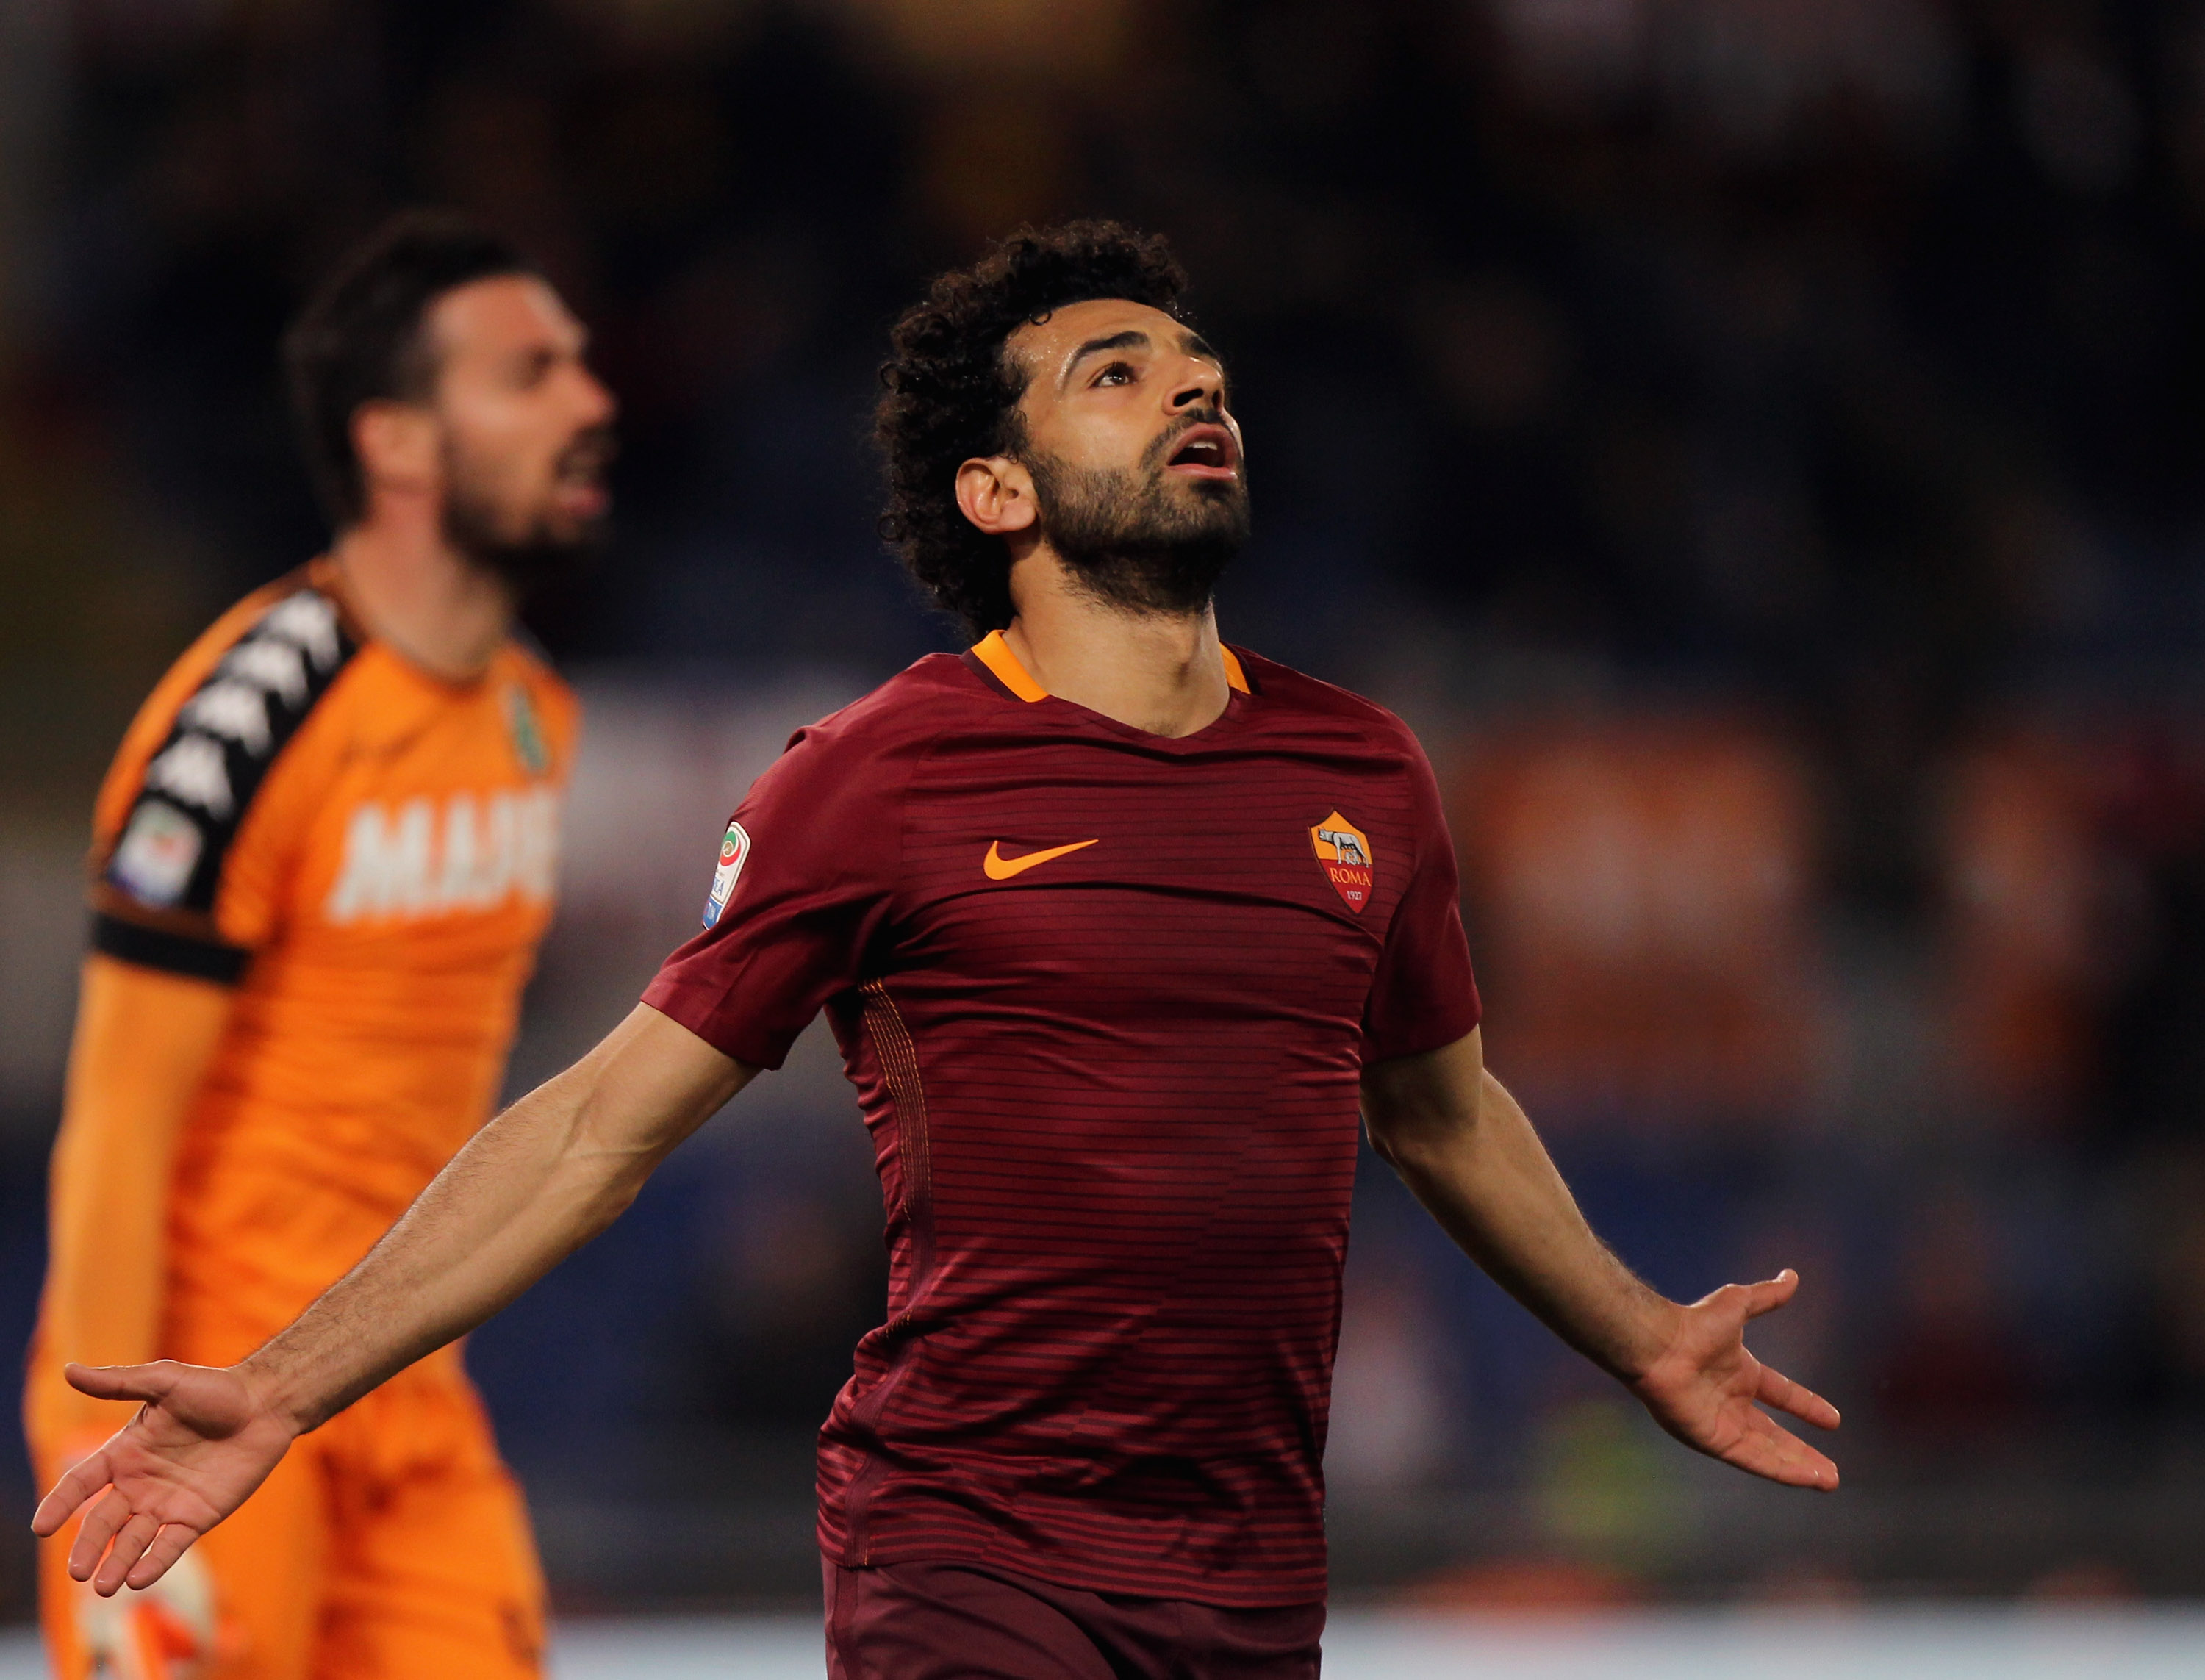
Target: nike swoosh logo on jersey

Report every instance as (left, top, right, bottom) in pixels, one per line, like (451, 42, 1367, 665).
(983, 839, 1100, 880)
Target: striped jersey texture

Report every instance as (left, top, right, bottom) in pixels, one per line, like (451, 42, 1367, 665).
(645, 641, 1480, 1607)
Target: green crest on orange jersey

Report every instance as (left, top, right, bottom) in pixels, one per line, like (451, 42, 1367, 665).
(504, 682, 550, 778)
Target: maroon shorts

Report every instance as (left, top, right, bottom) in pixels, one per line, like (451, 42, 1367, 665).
(823, 1558, 1325, 1680)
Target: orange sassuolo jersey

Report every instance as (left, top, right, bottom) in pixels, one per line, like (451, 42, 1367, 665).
(85, 561, 577, 1357)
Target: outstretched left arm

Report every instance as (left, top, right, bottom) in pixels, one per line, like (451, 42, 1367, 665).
(33, 1003, 756, 1594)
(1360, 1027, 1839, 1490)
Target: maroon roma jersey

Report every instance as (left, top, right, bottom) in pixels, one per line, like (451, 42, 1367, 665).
(644, 633, 1481, 1607)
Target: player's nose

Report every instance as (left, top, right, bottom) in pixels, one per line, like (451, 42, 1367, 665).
(572, 364, 618, 426)
(1166, 362, 1222, 414)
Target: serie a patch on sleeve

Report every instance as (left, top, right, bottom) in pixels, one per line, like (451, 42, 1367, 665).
(110, 798, 207, 907)
(702, 819, 751, 928)
(106, 588, 356, 916)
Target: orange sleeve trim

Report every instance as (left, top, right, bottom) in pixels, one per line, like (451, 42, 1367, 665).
(971, 631, 1049, 702)
(1220, 646, 1250, 694)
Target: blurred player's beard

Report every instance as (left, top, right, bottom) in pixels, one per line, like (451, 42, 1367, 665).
(1025, 419, 1250, 617)
(440, 424, 616, 597)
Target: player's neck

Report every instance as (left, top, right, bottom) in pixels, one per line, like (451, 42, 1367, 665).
(327, 520, 514, 684)
(1003, 560, 1230, 739)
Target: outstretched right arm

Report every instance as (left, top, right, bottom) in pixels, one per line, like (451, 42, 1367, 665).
(32, 1001, 752, 1595)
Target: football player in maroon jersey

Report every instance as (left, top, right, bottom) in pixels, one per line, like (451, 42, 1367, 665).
(39, 222, 1837, 1679)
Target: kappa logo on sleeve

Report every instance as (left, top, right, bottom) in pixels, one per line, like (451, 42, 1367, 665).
(703, 820, 751, 928)
(105, 585, 358, 916)
(1310, 811, 1375, 913)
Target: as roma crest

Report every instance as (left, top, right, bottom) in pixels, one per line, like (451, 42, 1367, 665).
(1310, 811, 1374, 913)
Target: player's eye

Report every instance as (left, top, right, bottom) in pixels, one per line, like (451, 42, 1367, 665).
(1091, 361, 1137, 387)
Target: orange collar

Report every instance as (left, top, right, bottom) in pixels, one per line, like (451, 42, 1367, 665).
(972, 630, 1250, 703)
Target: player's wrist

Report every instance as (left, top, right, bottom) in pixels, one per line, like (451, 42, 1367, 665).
(234, 1356, 322, 1440)
(1610, 1295, 1687, 1385)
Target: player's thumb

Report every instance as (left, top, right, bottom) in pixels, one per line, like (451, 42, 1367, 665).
(1742, 1268, 1800, 1319)
(62, 1359, 180, 1404)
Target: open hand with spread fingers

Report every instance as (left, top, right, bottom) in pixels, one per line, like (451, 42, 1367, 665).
(30, 1359, 300, 1596)
(1627, 1268, 1840, 1490)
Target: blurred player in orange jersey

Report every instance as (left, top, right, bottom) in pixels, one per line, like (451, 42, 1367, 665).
(24, 209, 615, 1679)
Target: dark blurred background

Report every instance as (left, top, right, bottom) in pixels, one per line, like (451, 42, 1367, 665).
(6, 0, 2205, 1619)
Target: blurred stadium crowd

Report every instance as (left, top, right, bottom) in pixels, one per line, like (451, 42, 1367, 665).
(6, 0, 2205, 1613)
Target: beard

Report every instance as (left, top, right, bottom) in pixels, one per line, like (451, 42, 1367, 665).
(1024, 417, 1251, 617)
(440, 425, 615, 597)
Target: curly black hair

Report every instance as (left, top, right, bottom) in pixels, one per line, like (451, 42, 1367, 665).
(875, 220, 1190, 639)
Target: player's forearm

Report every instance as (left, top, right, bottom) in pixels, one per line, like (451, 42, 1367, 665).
(1363, 1041, 1678, 1381)
(43, 1121, 173, 1374)
(239, 1004, 749, 1435)
(240, 1067, 629, 1432)
(40, 959, 230, 1380)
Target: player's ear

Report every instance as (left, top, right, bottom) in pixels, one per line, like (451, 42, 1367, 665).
(352, 400, 440, 503)
(956, 456, 1038, 538)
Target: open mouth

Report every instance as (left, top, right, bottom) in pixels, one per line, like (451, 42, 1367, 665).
(1166, 423, 1238, 478)
(552, 430, 618, 512)
(557, 430, 617, 484)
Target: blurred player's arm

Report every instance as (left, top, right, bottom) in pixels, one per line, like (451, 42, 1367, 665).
(1360, 1027, 1840, 1490)
(34, 1001, 752, 1594)
(33, 956, 235, 1449)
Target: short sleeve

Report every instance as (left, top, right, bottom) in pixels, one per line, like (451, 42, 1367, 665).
(642, 722, 907, 1070)
(91, 586, 359, 984)
(1361, 736, 1482, 1063)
